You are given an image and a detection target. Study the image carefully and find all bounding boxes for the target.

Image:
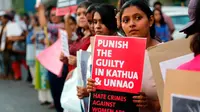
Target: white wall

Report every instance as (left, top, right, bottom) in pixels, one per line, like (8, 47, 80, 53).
(0, 0, 12, 10)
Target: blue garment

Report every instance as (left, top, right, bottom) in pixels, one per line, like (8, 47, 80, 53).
(155, 24, 170, 42)
(26, 30, 34, 44)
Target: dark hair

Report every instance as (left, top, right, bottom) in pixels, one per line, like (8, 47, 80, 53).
(22, 13, 30, 20)
(69, 16, 76, 24)
(153, 1, 162, 8)
(119, 0, 156, 39)
(190, 0, 200, 56)
(94, 4, 118, 33)
(190, 34, 200, 56)
(86, 3, 99, 14)
(3, 14, 11, 21)
(77, 1, 92, 10)
(153, 9, 166, 26)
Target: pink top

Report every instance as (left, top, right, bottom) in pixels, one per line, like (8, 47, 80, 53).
(178, 54, 200, 71)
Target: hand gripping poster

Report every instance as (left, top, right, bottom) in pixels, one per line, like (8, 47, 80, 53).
(88, 35, 147, 112)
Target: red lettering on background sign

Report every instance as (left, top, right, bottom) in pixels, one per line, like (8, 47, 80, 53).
(92, 107, 114, 112)
(93, 93, 107, 100)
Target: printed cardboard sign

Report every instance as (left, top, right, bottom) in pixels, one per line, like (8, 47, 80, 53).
(89, 35, 147, 112)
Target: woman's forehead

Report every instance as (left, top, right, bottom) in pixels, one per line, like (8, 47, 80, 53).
(122, 6, 144, 16)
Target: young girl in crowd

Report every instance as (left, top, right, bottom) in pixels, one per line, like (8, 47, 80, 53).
(87, 1, 161, 112)
(153, 9, 170, 42)
(32, 16, 53, 105)
(61, 1, 92, 75)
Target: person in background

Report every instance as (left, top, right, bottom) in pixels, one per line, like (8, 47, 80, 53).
(178, 0, 200, 70)
(37, 4, 67, 112)
(64, 14, 78, 43)
(0, 13, 13, 79)
(87, 1, 161, 112)
(6, 10, 30, 81)
(180, 0, 197, 37)
(86, 3, 98, 37)
(26, 15, 38, 86)
(154, 1, 175, 40)
(60, 1, 92, 112)
(63, 1, 92, 73)
(31, 16, 53, 106)
(153, 9, 170, 42)
(80, 2, 118, 96)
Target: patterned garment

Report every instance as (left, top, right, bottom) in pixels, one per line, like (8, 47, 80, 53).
(47, 23, 64, 44)
(34, 28, 50, 90)
(35, 59, 50, 90)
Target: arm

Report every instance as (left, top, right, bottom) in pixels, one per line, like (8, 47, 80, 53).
(37, 4, 47, 27)
(64, 14, 74, 40)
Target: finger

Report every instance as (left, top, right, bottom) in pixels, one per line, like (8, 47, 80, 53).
(133, 100, 148, 105)
(133, 95, 147, 100)
(138, 92, 146, 96)
(136, 104, 148, 108)
(87, 78, 95, 82)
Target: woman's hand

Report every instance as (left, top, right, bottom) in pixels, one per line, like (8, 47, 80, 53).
(133, 92, 148, 108)
(60, 52, 68, 64)
(86, 78, 96, 93)
(68, 55, 77, 66)
(77, 86, 89, 99)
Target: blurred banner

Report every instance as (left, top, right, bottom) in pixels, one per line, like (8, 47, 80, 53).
(56, 0, 84, 16)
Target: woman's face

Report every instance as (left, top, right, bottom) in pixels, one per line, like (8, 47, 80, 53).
(154, 10, 161, 23)
(50, 10, 62, 24)
(93, 12, 110, 35)
(86, 12, 95, 35)
(76, 7, 88, 28)
(121, 6, 153, 37)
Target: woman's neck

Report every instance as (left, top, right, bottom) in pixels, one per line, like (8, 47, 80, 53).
(146, 35, 159, 49)
(155, 22, 161, 27)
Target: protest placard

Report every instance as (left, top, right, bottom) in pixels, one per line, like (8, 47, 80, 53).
(163, 70, 200, 112)
(88, 35, 146, 112)
(59, 29, 70, 57)
(147, 38, 192, 109)
(37, 37, 63, 77)
(77, 50, 91, 112)
(56, 0, 84, 16)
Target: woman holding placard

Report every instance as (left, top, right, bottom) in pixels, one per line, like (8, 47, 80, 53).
(87, 1, 161, 112)
(77, 3, 118, 100)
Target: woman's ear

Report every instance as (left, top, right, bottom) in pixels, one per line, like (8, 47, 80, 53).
(149, 15, 154, 27)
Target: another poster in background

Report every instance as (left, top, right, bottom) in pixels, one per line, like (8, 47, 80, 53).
(163, 70, 200, 112)
(59, 29, 70, 57)
(147, 38, 192, 109)
(56, 0, 84, 16)
(77, 50, 91, 112)
(159, 53, 194, 83)
(171, 94, 200, 112)
(88, 36, 147, 112)
(37, 29, 70, 77)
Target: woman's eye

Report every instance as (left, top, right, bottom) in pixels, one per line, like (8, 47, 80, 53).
(93, 20, 97, 24)
(77, 13, 81, 16)
(122, 18, 129, 23)
(135, 15, 142, 20)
